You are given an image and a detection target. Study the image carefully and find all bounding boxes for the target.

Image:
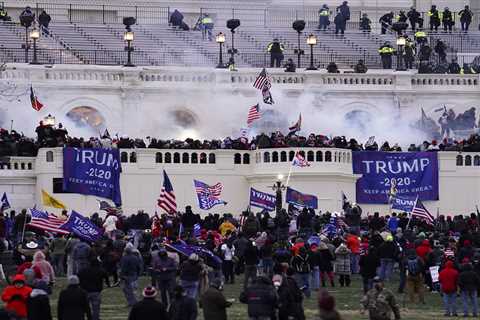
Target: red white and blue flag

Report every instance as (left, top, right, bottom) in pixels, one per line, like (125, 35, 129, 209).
(253, 68, 271, 90)
(289, 113, 302, 134)
(158, 170, 177, 214)
(0, 192, 10, 212)
(28, 208, 69, 234)
(247, 104, 261, 127)
(411, 198, 434, 225)
(194, 180, 226, 210)
(292, 151, 310, 167)
(30, 86, 44, 111)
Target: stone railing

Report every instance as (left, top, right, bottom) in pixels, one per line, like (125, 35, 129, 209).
(3, 64, 480, 91)
(0, 157, 35, 170)
(455, 153, 480, 167)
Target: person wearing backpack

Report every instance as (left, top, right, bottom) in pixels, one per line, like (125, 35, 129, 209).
(72, 240, 92, 275)
(291, 246, 311, 298)
(406, 251, 425, 304)
(277, 269, 305, 320)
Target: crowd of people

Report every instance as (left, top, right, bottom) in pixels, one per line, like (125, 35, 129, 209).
(1, 201, 480, 319)
(0, 120, 479, 159)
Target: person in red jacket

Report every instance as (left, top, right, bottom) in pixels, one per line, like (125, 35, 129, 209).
(415, 240, 432, 261)
(439, 260, 459, 316)
(346, 232, 361, 274)
(1, 274, 32, 319)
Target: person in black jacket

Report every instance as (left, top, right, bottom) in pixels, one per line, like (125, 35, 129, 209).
(27, 281, 52, 320)
(38, 10, 51, 30)
(179, 253, 203, 299)
(169, 285, 197, 320)
(78, 259, 108, 320)
(128, 286, 168, 320)
(243, 241, 259, 289)
(291, 246, 311, 298)
(379, 12, 394, 34)
(377, 236, 398, 281)
(407, 7, 421, 31)
(359, 247, 380, 294)
(240, 276, 278, 319)
(458, 261, 480, 317)
(57, 275, 92, 320)
(277, 270, 305, 320)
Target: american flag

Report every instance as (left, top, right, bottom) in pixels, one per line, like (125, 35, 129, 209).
(158, 170, 177, 214)
(444, 247, 455, 258)
(292, 151, 310, 167)
(97, 199, 120, 215)
(253, 68, 271, 90)
(411, 198, 434, 225)
(262, 87, 274, 104)
(247, 104, 261, 127)
(30, 86, 44, 111)
(194, 179, 226, 210)
(289, 113, 302, 134)
(28, 208, 69, 234)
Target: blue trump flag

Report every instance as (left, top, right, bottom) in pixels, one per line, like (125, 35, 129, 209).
(194, 180, 226, 210)
(352, 151, 438, 204)
(391, 194, 417, 212)
(62, 210, 103, 242)
(1, 192, 10, 211)
(63, 148, 122, 206)
(250, 188, 276, 211)
(165, 243, 222, 269)
(286, 187, 318, 209)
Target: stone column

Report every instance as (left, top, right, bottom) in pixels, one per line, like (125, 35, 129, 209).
(120, 89, 144, 138)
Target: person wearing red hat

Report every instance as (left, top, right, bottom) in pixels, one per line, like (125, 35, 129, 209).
(1, 274, 32, 319)
(439, 260, 459, 316)
(128, 286, 168, 320)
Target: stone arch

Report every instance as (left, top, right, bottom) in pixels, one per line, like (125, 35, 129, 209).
(59, 97, 117, 132)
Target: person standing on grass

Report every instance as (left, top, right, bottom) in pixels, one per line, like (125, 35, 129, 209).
(200, 278, 232, 320)
(27, 281, 52, 320)
(120, 245, 143, 308)
(78, 258, 108, 320)
(438, 260, 459, 317)
(458, 259, 480, 317)
(169, 285, 198, 320)
(361, 276, 400, 320)
(57, 275, 92, 320)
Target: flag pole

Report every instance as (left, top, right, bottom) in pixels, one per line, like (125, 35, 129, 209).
(405, 195, 419, 230)
(20, 211, 29, 245)
(285, 163, 294, 187)
(10, 120, 13, 132)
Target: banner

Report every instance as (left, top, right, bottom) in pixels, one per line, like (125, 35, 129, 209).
(286, 187, 318, 209)
(62, 210, 103, 242)
(352, 152, 438, 204)
(250, 188, 276, 211)
(391, 194, 417, 212)
(63, 148, 122, 205)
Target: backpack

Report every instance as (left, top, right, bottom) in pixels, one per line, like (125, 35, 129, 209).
(407, 257, 420, 275)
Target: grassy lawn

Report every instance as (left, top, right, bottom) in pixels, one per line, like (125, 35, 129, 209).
(1, 275, 449, 319)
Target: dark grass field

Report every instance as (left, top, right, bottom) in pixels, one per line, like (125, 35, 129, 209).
(0, 275, 451, 319)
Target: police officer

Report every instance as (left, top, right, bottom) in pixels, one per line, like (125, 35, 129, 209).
(201, 13, 214, 41)
(459, 5, 473, 32)
(396, 11, 408, 23)
(414, 29, 427, 46)
(378, 41, 395, 69)
(318, 4, 330, 31)
(360, 13, 371, 32)
(442, 7, 453, 32)
(361, 277, 401, 320)
(404, 37, 416, 69)
(407, 7, 421, 31)
(334, 1, 350, 35)
(428, 5, 441, 31)
(267, 38, 285, 68)
(379, 12, 394, 34)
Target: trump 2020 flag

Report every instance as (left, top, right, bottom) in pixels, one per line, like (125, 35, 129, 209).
(250, 188, 276, 211)
(63, 148, 122, 206)
(194, 180, 227, 210)
(62, 210, 103, 242)
(286, 187, 318, 209)
(391, 194, 416, 212)
(0, 192, 10, 211)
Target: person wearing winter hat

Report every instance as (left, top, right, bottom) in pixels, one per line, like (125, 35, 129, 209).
(200, 278, 232, 320)
(458, 259, 480, 317)
(318, 289, 342, 320)
(128, 286, 168, 320)
(439, 260, 459, 316)
(1, 274, 32, 319)
(27, 281, 52, 320)
(57, 275, 92, 320)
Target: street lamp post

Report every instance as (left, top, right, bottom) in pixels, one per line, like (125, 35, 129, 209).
(123, 31, 135, 67)
(306, 34, 318, 70)
(215, 32, 226, 68)
(29, 28, 40, 65)
(396, 36, 407, 71)
(24, 26, 30, 63)
(272, 174, 286, 213)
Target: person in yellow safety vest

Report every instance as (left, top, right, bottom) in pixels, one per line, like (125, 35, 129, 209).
(427, 5, 441, 32)
(460, 63, 476, 75)
(318, 4, 330, 31)
(378, 41, 396, 69)
(267, 38, 285, 68)
(201, 13, 214, 41)
(414, 30, 427, 46)
(396, 10, 408, 23)
(442, 7, 454, 32)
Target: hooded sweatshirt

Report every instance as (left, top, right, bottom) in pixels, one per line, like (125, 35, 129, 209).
(415, 240, 432, 261)
(1, 275, 32, 318)
(33, 251, 55, 283)
(439, 260, 458, 294)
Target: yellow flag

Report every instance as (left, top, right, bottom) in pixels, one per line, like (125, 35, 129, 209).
(41, 190, 67, 209)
